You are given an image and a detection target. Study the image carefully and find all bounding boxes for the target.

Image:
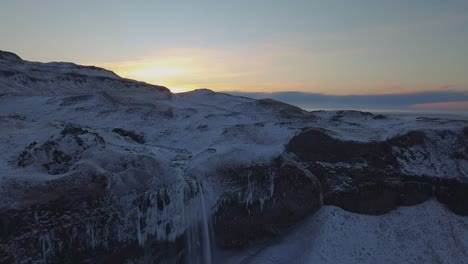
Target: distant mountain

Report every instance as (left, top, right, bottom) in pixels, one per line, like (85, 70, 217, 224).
(0, 51, 467, 263)
(0, 50, 170, 96)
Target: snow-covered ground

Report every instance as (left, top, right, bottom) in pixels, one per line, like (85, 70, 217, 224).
(1, 49, 467, 217)
(312, 110, 467, 142)
(2, 91, 466, 188)
(1, 51, 467, 263)
(220, 200, 468, 264)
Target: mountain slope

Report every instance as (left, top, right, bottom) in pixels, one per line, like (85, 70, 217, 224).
(0, 50, 170, 97)
(0, 50, 467, 263)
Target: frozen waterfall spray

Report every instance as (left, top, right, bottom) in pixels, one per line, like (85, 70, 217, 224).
(183, 179, 214, 264)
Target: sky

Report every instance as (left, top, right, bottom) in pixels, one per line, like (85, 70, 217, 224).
(1, 0, 468, 111)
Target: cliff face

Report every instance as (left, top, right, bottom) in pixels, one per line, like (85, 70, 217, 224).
(287, 127, 468, 215)
(0, 51, 467, 263)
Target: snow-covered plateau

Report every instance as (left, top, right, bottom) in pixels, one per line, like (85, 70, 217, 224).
(0, 50, 467, 263)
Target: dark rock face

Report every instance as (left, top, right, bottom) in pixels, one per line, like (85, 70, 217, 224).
(2, 120, 321, 263)
(435, 179, 468, 215)
(0, 172, 114, 263)
(287, 127, 398, 169)
(0, 154, 319, 263)
(323, 178, 435, 215)
(112, 128, 145, 144)
(463, 126, 468, 138)
(0, 124, 187, 263)
(17, 124, 105, 175)
(214, 156, 321, 248)
(287, 128, 468, 216)
(0, 172, 188, 263)
(4, 125, 467, 262)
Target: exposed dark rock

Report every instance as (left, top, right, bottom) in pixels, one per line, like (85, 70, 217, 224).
(7, 113, 27, 121)
(59, 95, 94, 106)
(336, 110, 374, 117)
(214, 156, 321, 248)
(435, 179, 468, 215)
(287, 127, 468, 216)
(397, 179, 434, 206)
(322, 177, 435, 215)
(17, 125, 105, 174)
(324, 181, 400, 215)
(286, 128, 398, 169)
(0, 170, 192, 263)
(373, 114, 388, 120)
(388, 130, 427, 148)
(61, 125, 89, 136)
(17, 140, 72, 174)
(112, 128, 145, 144)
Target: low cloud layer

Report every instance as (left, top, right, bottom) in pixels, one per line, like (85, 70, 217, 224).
(227, 90, 468, 112)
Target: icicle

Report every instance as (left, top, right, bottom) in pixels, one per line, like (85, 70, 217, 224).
(318, 180, 324, 207)
(268, 168, 275, 197)
(259, 197, 266, 212)
(245, 170, 253, 208)
(136, 206, 144, 246)
(39, 232, 52, 264)
(86, 222, 97, 249)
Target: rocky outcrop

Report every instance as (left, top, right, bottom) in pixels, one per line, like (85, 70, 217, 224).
(112, 128, 145, 144)
(287, 127, 468, 215)
(213, 155, 321, 248)
(0, 177, 191, 264)
(17, 125, 105, 175)
(0, 152, 319, 263)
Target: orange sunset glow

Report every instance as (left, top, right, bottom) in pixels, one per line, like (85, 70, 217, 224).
(3, 1, 468, 110)
(99, 46, 468, 96)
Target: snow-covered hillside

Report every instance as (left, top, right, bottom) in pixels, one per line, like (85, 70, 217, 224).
(0, 50, 169, 97)
(0, 50, 467, 263)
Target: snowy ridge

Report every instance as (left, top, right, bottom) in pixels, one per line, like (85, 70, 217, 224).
(0, 51, 21, 61)
(313, 110, 468, 142)
(0, 50, 170, 96)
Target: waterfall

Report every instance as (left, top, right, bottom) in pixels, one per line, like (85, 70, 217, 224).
(184, 180, 213, 264)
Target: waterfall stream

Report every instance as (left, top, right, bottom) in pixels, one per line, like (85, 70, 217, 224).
(183, 180, 213, 264)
